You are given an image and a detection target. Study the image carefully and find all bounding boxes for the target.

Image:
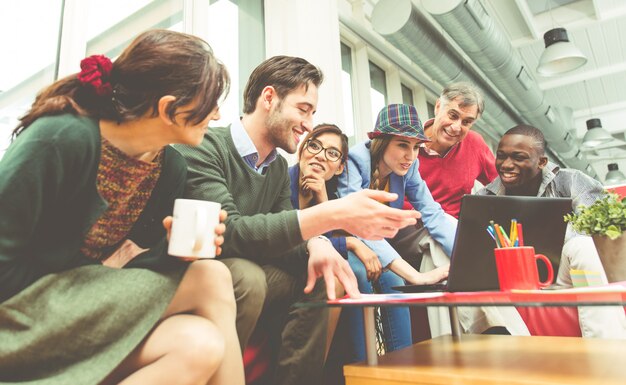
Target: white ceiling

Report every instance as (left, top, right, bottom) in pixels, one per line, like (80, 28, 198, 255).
(482, 0, 626, 181)
(360, 0, 626, 182)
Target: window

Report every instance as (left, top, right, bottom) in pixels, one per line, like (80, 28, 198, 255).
(0, 0, 264, 160)
(340, 27, 436, 142)
(0, 0, 185, 160)
(85, 0, 184, 59)
(369, 61, 387, 127)
(427, 102, 435, 120)
(86, 0, 159, 42)
(401, 84, 414, 106)
(0, 0, 63, 158)
(190, 0, 264, 126)
(341, 42, 356, 138)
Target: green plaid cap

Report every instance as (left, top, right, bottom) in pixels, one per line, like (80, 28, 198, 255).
(368, 104, 430, 141)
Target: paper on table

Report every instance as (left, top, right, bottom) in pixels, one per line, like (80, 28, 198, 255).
(330, 292, 445, 304)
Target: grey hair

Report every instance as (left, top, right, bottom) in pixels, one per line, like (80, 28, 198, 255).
(503, 124, 546, 155)
(439, 82, 484, 116)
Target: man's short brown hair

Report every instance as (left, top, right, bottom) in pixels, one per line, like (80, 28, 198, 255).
(242, 56, 323, 114)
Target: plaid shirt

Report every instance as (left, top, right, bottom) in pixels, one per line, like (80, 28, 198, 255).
(479, 162, 604, 241)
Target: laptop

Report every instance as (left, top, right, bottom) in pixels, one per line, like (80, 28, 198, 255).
(393, 195, 573, 292)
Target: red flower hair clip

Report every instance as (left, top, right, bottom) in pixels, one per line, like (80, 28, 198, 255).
(78, 55, 113, 96)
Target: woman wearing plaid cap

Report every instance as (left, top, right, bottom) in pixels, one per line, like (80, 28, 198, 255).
(337, 104, 452, 361)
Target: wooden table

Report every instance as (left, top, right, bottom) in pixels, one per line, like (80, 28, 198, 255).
(344, 334, 626, 385)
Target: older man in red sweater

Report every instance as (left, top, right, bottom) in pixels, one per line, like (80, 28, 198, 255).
(403, 82, 497, 218)
(398, 83, 525, 338)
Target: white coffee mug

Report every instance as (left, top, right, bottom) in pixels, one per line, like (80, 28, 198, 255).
(168, 199, 221, 259)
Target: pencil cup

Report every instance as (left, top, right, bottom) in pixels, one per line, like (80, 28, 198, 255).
(494, 246, 553, 291)
(168, 199, 221, 259)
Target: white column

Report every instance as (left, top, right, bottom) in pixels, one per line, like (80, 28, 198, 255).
(264, 0, 345, 129)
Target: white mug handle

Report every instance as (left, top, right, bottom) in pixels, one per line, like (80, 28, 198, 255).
(192, 207, 207, 252)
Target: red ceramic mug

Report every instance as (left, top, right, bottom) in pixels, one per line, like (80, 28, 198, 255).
(494, 246, 554, 291)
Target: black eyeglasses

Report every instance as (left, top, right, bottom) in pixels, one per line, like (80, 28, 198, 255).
(305, 139, 343, 162)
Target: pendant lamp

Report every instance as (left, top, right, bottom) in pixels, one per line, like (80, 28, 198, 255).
(605, 163, 626, 185)
(537, 28, 587, 76)
(581, 118, 613, 149)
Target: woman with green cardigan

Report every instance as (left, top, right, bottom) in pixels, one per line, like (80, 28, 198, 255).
(0, 30, 243, 385)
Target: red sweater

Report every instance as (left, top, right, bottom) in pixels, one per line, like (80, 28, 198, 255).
(403, 129, 497, 218)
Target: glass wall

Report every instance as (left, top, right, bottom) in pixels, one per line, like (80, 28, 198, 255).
(401, 83, 414, 106)
(0, 0, 63, 157)
(341, 42, 356, 139)
(427, 102, 435, 120)
(85, 0, 184, 59)
(0, 0, 263, 159)
(205, 0, 265, 126)
(86, 0, 162, 44)
(369, 61, 387, 128)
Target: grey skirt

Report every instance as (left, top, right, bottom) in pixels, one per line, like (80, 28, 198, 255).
(0, 264, 186, 385)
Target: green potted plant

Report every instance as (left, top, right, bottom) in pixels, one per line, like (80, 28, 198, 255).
(564, 192, 626, 282)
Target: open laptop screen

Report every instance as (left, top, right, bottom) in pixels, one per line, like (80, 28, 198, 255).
(446, 195, 572, 292)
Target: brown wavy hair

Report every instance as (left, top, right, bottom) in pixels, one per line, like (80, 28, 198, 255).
(14, 29, 230, 137)
(369, 135, 393, 190)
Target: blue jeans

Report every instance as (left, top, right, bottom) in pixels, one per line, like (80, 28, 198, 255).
(344, 251, 412, 362)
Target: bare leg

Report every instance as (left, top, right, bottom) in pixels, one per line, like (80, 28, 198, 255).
(103, 260, 244, 385)
(164, 260, 244, 385)
(102, 315, 224, 385)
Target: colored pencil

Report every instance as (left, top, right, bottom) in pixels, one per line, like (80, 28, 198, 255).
(486, 226, 500, 248)
(494, 224, 509, 247)
(517, 223, 524, 247)
(510, 219, 517, 246)
(499, 225, 511, 247)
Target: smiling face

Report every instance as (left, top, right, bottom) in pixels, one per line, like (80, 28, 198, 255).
(299, 132, 344, 181)
(265, 84, 318, 154)
(496, 134, 548, 189)
(428, 97, 478, 153)
(379, 136, 421, 177)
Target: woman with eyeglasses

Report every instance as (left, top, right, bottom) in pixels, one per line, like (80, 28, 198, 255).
(290, 125, 383, 282)
(287, 124, 352, 363)
(289, 123, 446, 366)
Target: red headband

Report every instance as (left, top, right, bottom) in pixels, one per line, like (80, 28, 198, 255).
(78, 55, 113, 96)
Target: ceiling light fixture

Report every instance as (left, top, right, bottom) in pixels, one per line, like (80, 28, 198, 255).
(582, 118, 613, 149)
(605, 163, 626, 185)
(581, 81, 612, 149)
(537, 27, 587, 76)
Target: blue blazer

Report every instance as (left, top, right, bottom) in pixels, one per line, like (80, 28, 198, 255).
(337, 140, 456, 266)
